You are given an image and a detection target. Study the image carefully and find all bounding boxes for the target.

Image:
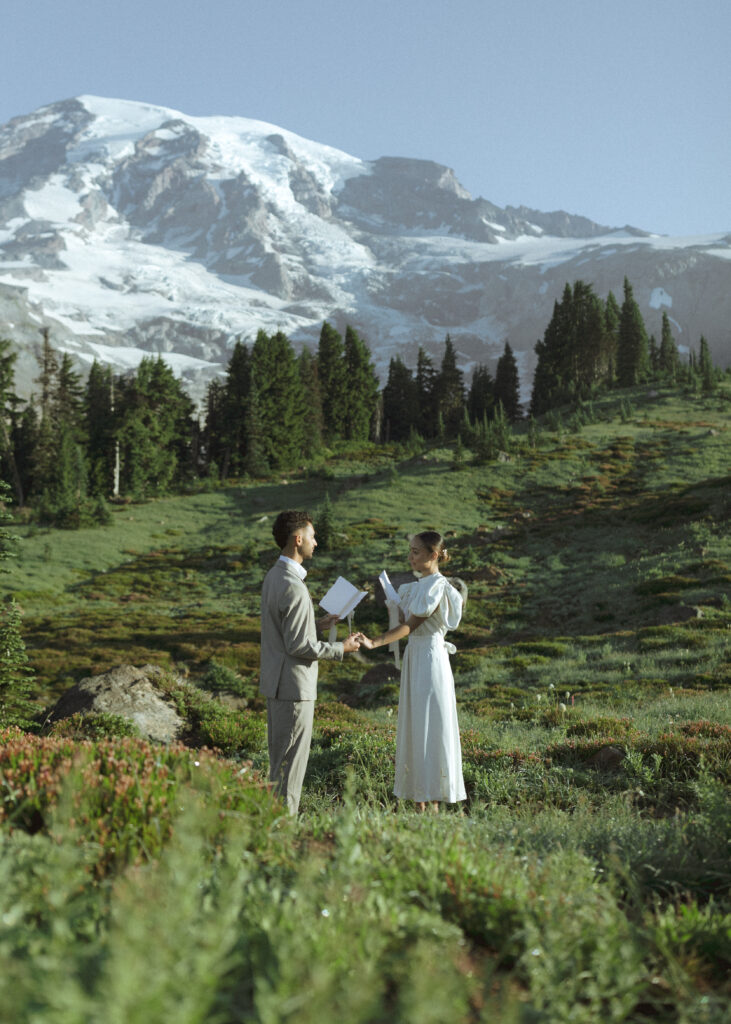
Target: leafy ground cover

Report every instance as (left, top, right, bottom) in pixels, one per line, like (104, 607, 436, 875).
(1, 382, 729, 1020)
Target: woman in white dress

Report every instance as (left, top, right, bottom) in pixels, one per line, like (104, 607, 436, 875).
(357, 531, 466, 811)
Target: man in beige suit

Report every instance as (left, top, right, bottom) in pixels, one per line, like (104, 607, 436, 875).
(260, 509, 360, 814)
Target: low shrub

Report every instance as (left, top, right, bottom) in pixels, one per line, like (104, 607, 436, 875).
(47, 711, 141, 741)
(0, 728, 276, 876)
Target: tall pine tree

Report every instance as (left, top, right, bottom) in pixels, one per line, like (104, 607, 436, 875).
(342, 326, 379, 441)
(317, 321, 347, 440)
(297, 347, 324, 452)
(382, 357, 418, 441)
(0, 339, 25, 505)
(435, 335, 464, 437)
(616, 277, 650, 387)
(659, 311, 679, 380)
(250, 329, 305, 469)
(468, 364, 494, 423)
(415, 347, 439, 437)
(493, 341, 522, 422)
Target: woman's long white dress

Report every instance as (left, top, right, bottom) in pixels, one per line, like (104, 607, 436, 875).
(393, 573, 466, 803)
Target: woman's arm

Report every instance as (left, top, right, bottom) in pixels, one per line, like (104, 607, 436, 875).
(357, 614, 426, 650)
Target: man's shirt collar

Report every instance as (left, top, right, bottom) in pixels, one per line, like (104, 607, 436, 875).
(279, 554, 307, 580)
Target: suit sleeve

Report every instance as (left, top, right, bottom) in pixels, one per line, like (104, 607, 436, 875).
(279, 581, 344, 662)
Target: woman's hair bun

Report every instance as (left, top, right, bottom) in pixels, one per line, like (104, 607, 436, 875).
(415, 530, 449, 564)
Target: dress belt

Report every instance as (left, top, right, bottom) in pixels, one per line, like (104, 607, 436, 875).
(407, 634, 457, 655)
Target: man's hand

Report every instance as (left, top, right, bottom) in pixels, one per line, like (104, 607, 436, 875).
(353, 632, 375, 650)
(317, 612, 340, 637)
(343, 633, 361, 653)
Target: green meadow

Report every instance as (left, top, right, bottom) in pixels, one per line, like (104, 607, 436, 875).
(1, 382, 729, 1022)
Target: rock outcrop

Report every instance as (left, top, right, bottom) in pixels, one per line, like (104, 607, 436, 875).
(48, 664, 184, 743)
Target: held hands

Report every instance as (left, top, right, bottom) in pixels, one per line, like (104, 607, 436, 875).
(353, 632, 375, 650)
(343, 633, 361, 653)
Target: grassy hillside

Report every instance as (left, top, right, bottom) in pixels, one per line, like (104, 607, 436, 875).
(1, 382, 729, 1021)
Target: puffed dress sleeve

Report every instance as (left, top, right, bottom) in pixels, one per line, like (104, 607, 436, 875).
(441, 581, 463, 630)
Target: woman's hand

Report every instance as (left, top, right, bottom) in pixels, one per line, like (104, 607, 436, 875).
(354, 632, 375, 650)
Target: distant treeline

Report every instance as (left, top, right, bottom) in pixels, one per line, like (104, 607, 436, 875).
(530, 277, 718, 415)
(0, 277, 723, 526)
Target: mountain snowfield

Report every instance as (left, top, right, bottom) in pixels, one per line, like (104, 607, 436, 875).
(0, 94, 729, 403)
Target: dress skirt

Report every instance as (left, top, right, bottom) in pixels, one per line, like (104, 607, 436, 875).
(393, 633, 466, 803)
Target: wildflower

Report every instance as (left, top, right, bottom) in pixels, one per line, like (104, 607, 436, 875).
(536, 694, 542, 702)
(321, 908, 330, 918)
(549, 684, 554, 690)
(531, 948, 541, 957)
(559, 703, 567, 713)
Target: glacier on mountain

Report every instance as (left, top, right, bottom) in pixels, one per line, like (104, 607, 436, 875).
(0, 94, 729, 404)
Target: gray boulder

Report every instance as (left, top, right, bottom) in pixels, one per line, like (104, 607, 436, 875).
(49, 664, 184, 744)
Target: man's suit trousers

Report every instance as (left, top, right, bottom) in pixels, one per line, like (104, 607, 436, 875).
(267, 697, 315, 815)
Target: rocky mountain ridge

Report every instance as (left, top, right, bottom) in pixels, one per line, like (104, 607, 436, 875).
(1, 95, 729, 404)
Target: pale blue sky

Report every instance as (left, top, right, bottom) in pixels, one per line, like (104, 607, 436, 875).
(4, 0, 729, 235)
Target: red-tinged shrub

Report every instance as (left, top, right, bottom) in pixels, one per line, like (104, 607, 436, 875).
(679, 720, 731, 740)
(0, 728, 276, 875)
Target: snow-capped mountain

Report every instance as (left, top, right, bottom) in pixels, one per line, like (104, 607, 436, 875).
(1, 95, 729, 403)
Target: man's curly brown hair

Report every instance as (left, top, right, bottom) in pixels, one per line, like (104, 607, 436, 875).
(272, 509, 312, 549)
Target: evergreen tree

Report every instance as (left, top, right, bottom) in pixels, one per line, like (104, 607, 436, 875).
(35, 327, 58, 423)
(32, 331, 60, 501)
(382, 357, 418, 441)
(250, 329, 305, 469)
(659, 311, 679, 381)
(84, 360, 116, 496)
(467, 364, 494, 423)
(648, 334, 659, 375)
(11, 402, 39, 505)
(220, 339, 251, 477)
(604, 290, 621, 386)
(117, 357, 196, 497)
(297, 347, 324, 452)
(435, 335, 464, 437)
(202, 377, 227, 478)
(32, 341, 93, 525)
(242, 380, 269, 476)
(0, 477, 35, 729)
(415, 347, 439, 436)
(316, 491, 336, 551)
(54, 353, 85, 441)
(530, 285, 573, 416)
(0, 339, 25, 505)
(569, 281, 612, 396)
(699, 336, 715, 392)
(531, 280, 612, 416)
(342, 326, 379, 441)
(317, 321, 347, 440)
(493, 341, 522, 422)
(616, 277, 650, 386)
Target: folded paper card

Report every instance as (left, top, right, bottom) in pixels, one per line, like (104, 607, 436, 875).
(319, 576, 368, 619)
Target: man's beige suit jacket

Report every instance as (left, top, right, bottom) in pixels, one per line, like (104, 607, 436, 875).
(259, 559, 344, 701)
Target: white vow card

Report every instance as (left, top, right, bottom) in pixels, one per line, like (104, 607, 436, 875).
(320, 576, 368, 640)
(378, 569, 401, 605)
